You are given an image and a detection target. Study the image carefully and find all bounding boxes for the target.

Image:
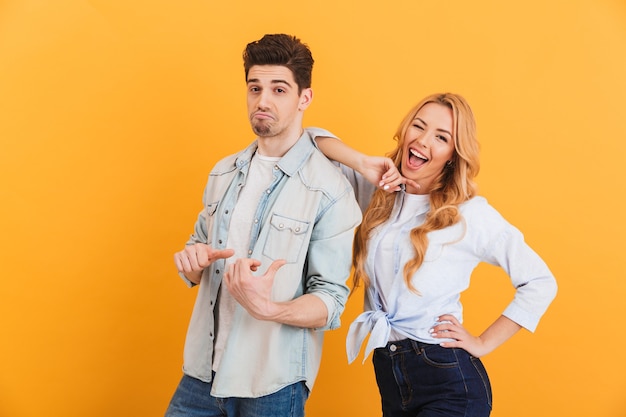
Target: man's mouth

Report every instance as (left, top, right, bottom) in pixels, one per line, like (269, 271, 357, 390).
(253, 111, 274, 121)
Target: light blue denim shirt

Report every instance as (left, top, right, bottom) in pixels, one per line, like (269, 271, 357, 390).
(346, 192, 558, 363)
(179, 128, 362, 397)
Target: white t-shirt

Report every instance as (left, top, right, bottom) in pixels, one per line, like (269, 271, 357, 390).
(212, 152, 279, 371)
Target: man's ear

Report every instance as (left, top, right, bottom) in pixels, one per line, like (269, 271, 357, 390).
(298, 88, 313, 111)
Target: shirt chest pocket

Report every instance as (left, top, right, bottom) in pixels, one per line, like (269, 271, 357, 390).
(263, 214, 310, 264)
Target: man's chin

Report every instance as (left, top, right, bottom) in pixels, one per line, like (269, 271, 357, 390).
(252, 125, 273, 137)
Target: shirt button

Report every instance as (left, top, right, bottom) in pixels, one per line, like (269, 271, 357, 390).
(266, 189, 271, 194)
(254, 218, 258, 224)
(389, 344, 397, 352)
(279, 223, 284, 229)
(295, 227, 300, 232)
(248, 249, 253, 255)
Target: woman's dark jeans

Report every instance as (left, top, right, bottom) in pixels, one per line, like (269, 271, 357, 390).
(373, 338, 492, 417)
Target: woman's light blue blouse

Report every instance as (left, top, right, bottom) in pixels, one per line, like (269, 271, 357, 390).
(346, 192, 557, 364)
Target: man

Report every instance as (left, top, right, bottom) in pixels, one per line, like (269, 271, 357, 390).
(165, 34, 363, 417)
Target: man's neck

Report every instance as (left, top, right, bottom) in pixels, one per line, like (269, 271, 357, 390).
(256, 127, 303, 157)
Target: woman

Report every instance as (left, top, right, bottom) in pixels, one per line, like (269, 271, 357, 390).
(316, 93, 557, 417)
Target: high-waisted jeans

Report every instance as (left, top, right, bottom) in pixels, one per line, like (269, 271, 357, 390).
(372, 338, 492, 417)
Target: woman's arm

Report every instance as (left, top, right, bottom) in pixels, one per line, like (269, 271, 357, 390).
(315, 137, 368, 171)
(431, 202, 558, 357)
(316, 137, 415, 192)
(430, 314, 522, 357)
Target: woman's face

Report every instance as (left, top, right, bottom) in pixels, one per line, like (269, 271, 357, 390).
(401, 102, 456, 194)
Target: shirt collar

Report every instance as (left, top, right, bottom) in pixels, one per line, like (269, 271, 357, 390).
(234, 130, 314, 177)
(276, 130, 315, 177)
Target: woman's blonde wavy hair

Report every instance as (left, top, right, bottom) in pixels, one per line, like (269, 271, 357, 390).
(352, 93, 481, 294)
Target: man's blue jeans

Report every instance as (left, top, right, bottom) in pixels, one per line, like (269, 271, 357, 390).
(373, 339, 492, 417)
(164, 374, 309, 417)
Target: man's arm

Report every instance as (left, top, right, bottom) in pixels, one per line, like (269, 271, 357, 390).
(223, 179, 360, 329)
(174, 243, 234, 285)
(223, 258, 328, 328)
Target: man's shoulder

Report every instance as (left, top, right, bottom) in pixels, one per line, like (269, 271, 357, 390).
(300, 147, 353, 193)
(211, 153, 238, 171)
(209, 143, 255, 175)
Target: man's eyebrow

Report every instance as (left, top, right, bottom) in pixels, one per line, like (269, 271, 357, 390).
(247, 78, 293, 88)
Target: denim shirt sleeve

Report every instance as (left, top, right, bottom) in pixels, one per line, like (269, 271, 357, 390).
(177, 185, 212, 288)
(179, 156, 238, 288)
(305, 190, 361, 330)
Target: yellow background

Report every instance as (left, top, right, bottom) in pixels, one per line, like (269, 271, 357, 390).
(1, 0, 625, 416)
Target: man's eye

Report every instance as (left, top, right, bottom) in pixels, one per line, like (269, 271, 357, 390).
(276, 88, 285, 93)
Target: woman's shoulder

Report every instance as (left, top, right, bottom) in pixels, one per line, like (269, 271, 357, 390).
(460, 195, 490, 212)
(459, 196, 508, 226)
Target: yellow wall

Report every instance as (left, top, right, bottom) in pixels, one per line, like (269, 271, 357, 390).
(1, 0, 625, 416)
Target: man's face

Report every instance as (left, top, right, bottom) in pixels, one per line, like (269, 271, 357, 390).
(246, 65, 312, 139)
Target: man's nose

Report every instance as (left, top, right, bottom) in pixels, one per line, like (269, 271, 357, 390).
(256, 90, 271, 109)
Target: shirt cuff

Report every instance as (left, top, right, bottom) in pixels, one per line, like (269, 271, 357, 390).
(310, 292, 340, 331)
(179, 271, 196, 288)
(502, 303, 542, 333)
